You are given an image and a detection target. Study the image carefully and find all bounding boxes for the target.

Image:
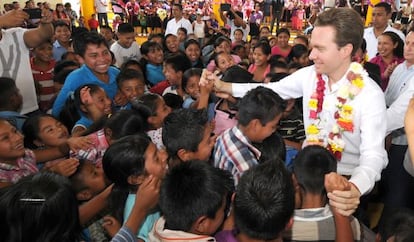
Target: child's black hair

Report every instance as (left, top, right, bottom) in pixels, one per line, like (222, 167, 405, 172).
(119, 59, 144, 73)
(116, 68, 145, 88)
(378, 208, 414, 242)
(53, 60, 80, 75)
(184, 38, 200, 50)
(253, 41, 271, 55)
(162, 109, 208, 158)
(182, 68, 202, 91)
(0, 77, 19, 111)
(254, 132, 286, 164)
(159, 160, 234, 232)
(117, 23, 134, 34)
(162, 93, 183, 110)
(54, 69, 75, 85)
(234, 162, 294, 240)
(53, 20, 71, 32)
(287, 44, 309, 64)
(163, 54, 192, 73)
(72, 31, 109, 57)
(237, 86, 286, 127)
(293, 145, 337, 195)
(22, 114, 59, 149)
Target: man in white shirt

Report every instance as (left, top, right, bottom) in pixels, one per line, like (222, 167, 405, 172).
(0, 9, 54, 114)
(206, 8, 388, 216)
(220, 7, 249, 42)
(382, 31, 414, 211)
(165, 4, 193, 36)
(364, 2, 405, 60)
(94, 0, 108, 27)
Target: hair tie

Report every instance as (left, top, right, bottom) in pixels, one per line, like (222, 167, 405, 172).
(68, 91, 75, 101)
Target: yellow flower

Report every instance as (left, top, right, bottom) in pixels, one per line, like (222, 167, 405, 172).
(328, 137, 345, 152)
(308, 99, 318, 109)
(350, 62, 364, 74)
(342, 104, 353, 114)
(307, 124, 320, 135)
(352, 76, 364, 89)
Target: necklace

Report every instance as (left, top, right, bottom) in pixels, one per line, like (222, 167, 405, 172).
(306, 62, 365, 160)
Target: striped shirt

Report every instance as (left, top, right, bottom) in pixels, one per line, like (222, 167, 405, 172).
(30, 57, 56, 112)
(0, 149, 38, 184)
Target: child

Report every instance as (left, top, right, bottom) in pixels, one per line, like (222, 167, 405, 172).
(110, 23, 142, 68)
(138, 10, 148, 36)
(215, 161, 294, 241)
(59, 84, 112, 136)
(214, 51, 236, 77)
(177, 27, 188, 51)
(287, 43, 310, 68)
(52, 32, 120, 117)
(182, 68, 215, 121)
(377, 208, 414, 242)
(112, 14, 123, 33)
(88, 13, 99, 32)
(284, 145, 370, 241)
(232, 29, 244, 48)
(78, 16, 86, 28)
(161, 54, 192, 98)
(213, 86, 286, 185)
(53, 21, 72, 61)
(134, 93, 172, 149)
(103, 134, 168, 241)
(140, 41, 165, 86)
(184, 39, 204, 68)
(162, 109, 216, 167)
(0, 77, 26, 131)
(116, 69, 146, 109)
(164, 34, 180, 55)
(248, 41, 271, 82)
(149, 160, 234, 241)
(206, 36, 241, 72)
(193, 13, 205, 46)
(100, 25, 116, 47)
(31, 40, 56, 112)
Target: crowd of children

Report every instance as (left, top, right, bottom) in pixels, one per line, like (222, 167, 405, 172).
(3, 0, 414, 241)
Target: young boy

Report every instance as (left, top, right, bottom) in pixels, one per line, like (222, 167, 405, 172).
(216, 161, 295, 241)
(110, 23, 142, 68)
(116, 68, 146, 109)
(285, 145, 374, 241)
(162, 109, 216, 167)
(149, 160, 234, 241)
(161, 54, 192, 98)
(53, 21, 72, 61)
(88, 13, 99, 32)
(52, 31, 120, 117)
(213, 86, 286, 184)
(0, 77, 26, 131)
(100, 25, 116, 47)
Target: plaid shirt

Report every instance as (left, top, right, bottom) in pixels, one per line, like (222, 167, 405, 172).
(0, 149, 38, 184)
(213, 126, 261, 185)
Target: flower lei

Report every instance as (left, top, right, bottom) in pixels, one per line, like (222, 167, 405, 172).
(306, 62, 365, 160)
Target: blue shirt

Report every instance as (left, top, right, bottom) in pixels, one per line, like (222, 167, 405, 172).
(52, 65, 120, 116)
(53, 40, 68, 61)
(146, 64, 165, 86)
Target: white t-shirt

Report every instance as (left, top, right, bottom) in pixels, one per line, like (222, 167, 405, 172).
(94, 0, 108, 13)
(165, 17, 193, 36)
(232, 64, 388, 195)
(0, 28, 38, 114)
(227, 18, 250, 42)
(110, 41, 142, 68)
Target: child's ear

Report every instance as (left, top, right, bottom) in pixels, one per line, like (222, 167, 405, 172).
(127, 174, 145, 186)
(79, 104, 88, 113)
(250, 119, 262, 131)
(285, 216, 294, 230)
(76, 189, 93, 201)
(192, 215, 211, 235)
(177, 148, 191, 162)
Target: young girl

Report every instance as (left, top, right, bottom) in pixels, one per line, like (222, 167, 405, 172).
(59, 84, 112, 136)
(134, 93, 172, 149)
(112, 14, 123, 32)
(182, 68, 215, 121)
(103, 134, 168, 242)
(248, 41, 271, 82)
(206, 36, 241, 72)
(30, 40, 56, 112)
(287, 43, 310, 68)
(184, 39, 204, 68)
(232, 29, 245, 48)
(164, 34, 180, 55)
(214, 51, 236, 78)
(369, 31, 405, 91)
(140, 41, 165, 86)
(271, 28, 292, 58)
(53, 3, 71, 26)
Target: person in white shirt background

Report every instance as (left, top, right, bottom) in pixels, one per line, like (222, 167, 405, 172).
(203, 7, 388, 217)
(164, 4, 193, 36)
(364, 2, 405, 60)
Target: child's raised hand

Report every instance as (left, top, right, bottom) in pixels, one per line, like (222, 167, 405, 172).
(113, 91, 128, 107)
(135, 175, 161, 212)
(80, 86, 93, 105)
(66, 136, 94, 152)
(102, 215, 122, 238)
(324, 172, 351, 193)
(47, 158, 80, 177)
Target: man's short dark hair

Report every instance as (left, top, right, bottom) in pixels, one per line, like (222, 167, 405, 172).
(375, 2, 392, 14)
(234, 162, 294, 240)
(160, 161, 234, 232)
(237, 87, 286, 126)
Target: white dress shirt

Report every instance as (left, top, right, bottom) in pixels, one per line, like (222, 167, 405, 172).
(165, 17, 193, 36)
(364, 26, 405, 60)
(232, 65, 388, 195)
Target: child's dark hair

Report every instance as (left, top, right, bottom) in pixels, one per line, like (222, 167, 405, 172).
(100, 25, 113, 32)
(22, 114, 58, 149)
(116, 68, 145, 87)
(295, 35, 309, 47)
(61, 51, 76, 61)
(148, 33, 164, 42)
(381, 31, 404, 58)
(53, 60, 80, 75)
(58, 84, 102, 131)
(119, 59, 144, 73)
(54, 20, 71, 32)
(163, 54, 192, 73)
(214, 36, 231, 49)
(287, 44, 309, 64)
(253, 41, 271, 55)
(254, 132, 286, 164)
(270, 60, 288, 73)
(159, 160, 234, 232)
(0, 77, 18, 110)
(177, 27, 187, 36)
(266, 72, 289, 82)
(276, 27, 290, 37)
(164, 33, 178, 50)
(163, 93, 183, 110)
(103, 134, 152, 223)
(184, 38, 200, 50)
(182, 68, 202, 91)
(237, 87, 286, 127)
(162, 109, 208, 157)
(117, 23, 134, 34)
(379, 208, 414, 242)
(69, 158, 89, 193)
(233, 28, 243, 37)
(54, 69, 75, 85)
(234, 162, 294, 240)
(293, 145, 337, 195)
(141, 40, 163, 56)
(0, 172, 81, 242)
(232, 44, 245, 54)
(73, 32, 109, 57)
(131, 93, 163, 128)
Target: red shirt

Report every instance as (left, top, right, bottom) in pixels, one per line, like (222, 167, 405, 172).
(88, 18, 99, 29)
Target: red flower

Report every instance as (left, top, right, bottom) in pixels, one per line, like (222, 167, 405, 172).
(337, 120, 354, 132)
(310, 110, 318, 119)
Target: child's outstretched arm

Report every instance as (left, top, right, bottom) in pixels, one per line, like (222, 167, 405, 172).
(79, 184, 113, 226)
(195, 69, 215, 110)
(325, 172, 354, 242)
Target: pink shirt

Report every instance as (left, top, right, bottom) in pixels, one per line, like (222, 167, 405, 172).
(271, 45, 291, 58)
(248, 64, 271, 81)
(0, 150, 38, 184)
(369, 56, 404, 91)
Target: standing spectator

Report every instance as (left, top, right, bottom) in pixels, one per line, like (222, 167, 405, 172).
(270, 0, 284, 33)
(165, 4, 193, 36)
(220, 7, 250, 42)
(192, 12, 205, 46)
(249, 3, 263, 37)
(64, 3, 78, 30)
(88, 13, 99, 32)
(111, 0, 125, 21)
(53, 3, 71, 26)
(94, 0, 108, 27)
(125, 0, 140, 33)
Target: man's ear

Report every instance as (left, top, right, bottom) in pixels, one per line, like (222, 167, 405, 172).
(76, 189, 93, 201)
(340, 43, 353, 59)
(127, 174, 145, 186)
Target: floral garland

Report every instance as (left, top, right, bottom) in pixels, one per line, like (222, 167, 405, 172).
(306, 62, 365, 160)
